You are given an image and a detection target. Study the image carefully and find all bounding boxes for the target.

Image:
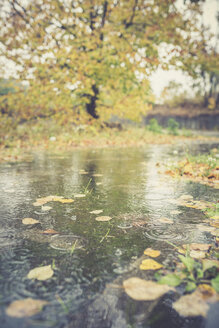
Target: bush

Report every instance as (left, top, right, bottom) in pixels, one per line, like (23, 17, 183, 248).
(167, 118, 179, 136)
(147, 118, 162, 134)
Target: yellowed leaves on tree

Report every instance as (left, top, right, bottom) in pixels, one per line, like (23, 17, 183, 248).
(140, 259, 163, 270)
(95, 216, 112, 222)
(123, 277, 174, 301)
(27, 265, 54, 281)
(6, 298, 48, 318)
(22, 218, 39, 225)
(143, 248, 161, 258)
(173, 291, 209, 317)
(89, 209, 103, 214)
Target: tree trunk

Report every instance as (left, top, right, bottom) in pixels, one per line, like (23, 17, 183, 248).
(86, 85, 99, 119)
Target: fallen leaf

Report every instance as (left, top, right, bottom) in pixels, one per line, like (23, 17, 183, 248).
(182, 243, 211, 251)
(190, 250, 206, 259)
(197, 284, 218, 302)
(27, 265, 54, 281)
(58, 198, 74, 203)
(123, 277, 174, 301)
(89, 210, 103, 214)
(41, 229, 59, 235)
(95, 216, 112, 222)
(41, 206, 52, 211)
(74, 194, 86, 198)
(140, 259, 163, 270)
(158, 217, 173, 224)
(144, 248, 161, 258)
(172, 290, 209, 317)
(22, 218, 39, 225)
(6, 298, 48, 318)
(92, 174, 103, 177)
(96, 182, 102, 186)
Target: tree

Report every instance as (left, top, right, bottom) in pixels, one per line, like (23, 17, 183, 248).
(0, 0, 217, 126)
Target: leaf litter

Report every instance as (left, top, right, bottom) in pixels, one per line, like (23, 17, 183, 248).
(143, 248, 161, 258)
(22, 218, 39, 225)
(140, 259, 163, 270)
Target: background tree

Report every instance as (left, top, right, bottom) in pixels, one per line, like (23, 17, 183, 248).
(0, 0, 218, 128)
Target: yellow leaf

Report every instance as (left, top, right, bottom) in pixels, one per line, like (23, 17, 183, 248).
(143, 248, 161, 258)
(95, 216, 112, 222)
(22, 218, 39, 225)
(140, 259, 163, 270)
(58, 198, 74, 203)
(27, 265, 54, 281)
(6, 298, 48, 318)
(123, 277, 174, 301)
(89, 210, 103, 214)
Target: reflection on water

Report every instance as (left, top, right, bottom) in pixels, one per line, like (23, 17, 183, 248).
(0, 144, 218, 328)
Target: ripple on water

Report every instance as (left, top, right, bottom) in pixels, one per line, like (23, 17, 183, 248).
(144, 223, 191, 242)
(50, 234, 87, 251)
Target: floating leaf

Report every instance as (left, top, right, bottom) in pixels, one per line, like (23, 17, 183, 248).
(41, 206, 52, 211)
(182, 243, 211, 251)
(27, 265, 54, 281)
(96, 182, 102, 186)
(22, 218, 39, 225)
(6, 298, 48, 318)
(89, 210, 103, 215)
(158, 217, 173, 224)
(74, 194, 86, 198)
(95, 216, 112, 222)
(159, 274, 182, 287)
(172, 291, 209, 317)
(92, 174, 103, 177)
(179, 195, 193, 200)
(58, 198, 74, 203)
(211, 274, 219, 293)
(123, 277, 174, 301)
(41, 229, 59, 235)
(144, 248, 161, 258)
(140, 259, 163, 270)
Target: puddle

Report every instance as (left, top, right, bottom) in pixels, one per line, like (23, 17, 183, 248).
(0, 142, 218, 328)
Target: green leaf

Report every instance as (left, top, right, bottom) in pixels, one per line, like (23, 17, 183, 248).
(179, 255, 195, 272)
(186, 281, 196, 292)
(211, 274, 219, 293)
(158, 274, 182, 287)
(196, 268, 204, 279)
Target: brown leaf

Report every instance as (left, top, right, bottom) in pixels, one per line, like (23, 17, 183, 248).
(123, 277, 174, 301)
(6, 298, 48, 318)
(41, 229, 59, 235)
(22, 218, 39, 225)
(173, 290, 209, 317)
